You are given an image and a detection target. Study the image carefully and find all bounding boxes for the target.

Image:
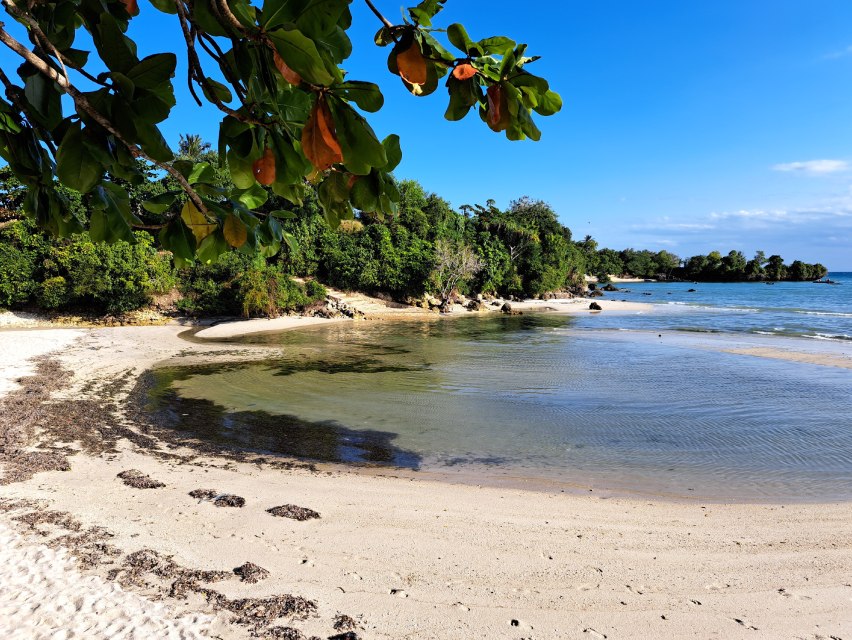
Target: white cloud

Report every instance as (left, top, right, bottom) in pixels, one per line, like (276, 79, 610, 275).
(772, 159, 849, 175)
(824, 45, 852, 60)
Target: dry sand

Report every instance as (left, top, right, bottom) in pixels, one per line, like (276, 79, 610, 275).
(0, 322, 850, 639)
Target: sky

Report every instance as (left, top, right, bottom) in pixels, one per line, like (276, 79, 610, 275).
(2, 1, 852, 269)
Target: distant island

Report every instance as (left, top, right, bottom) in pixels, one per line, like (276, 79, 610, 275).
(579, 241, 828, 284)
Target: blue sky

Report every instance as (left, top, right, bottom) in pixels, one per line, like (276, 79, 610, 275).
(2, 1, 852, 268)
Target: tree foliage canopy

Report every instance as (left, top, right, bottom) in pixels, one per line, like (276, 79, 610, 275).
(0, 0, 561, 265)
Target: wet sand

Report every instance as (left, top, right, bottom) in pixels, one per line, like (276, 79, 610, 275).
(0, 323, 850, 639)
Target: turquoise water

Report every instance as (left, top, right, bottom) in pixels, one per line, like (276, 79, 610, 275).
(152, 297, 852, 501)
(582, 272, 852, 341)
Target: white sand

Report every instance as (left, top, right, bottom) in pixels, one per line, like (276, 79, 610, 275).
(0, 324, 850, 639)
(0, 521, 223, 640)
(194, 315, 345, 339)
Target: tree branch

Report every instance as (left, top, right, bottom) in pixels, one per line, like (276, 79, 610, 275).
(364, 0, 394, 29)
(0, 23, 210, 218)
(175, 0, 265, 126)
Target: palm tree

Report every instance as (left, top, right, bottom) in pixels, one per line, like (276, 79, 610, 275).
(177, 134, 212, 161)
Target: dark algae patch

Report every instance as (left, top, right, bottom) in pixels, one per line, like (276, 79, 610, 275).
(267, 504, 321, 521)
(117, 469, 165, 489)
(234, 561, 270, 583)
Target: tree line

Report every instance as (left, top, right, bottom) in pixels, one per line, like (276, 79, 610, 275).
(578, 239, 828, 283)
(0, 138, 587, 316)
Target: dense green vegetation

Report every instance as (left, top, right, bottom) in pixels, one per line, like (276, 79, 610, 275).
(0, 146, 587, 316)
(579, 241, 828, 283)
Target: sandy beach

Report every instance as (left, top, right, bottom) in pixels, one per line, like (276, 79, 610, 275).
(1, 317, 851, 640)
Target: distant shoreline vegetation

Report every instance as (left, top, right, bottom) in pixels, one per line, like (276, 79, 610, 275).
(579, 242, 828, 284)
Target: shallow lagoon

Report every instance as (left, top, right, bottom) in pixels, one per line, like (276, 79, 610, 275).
(151, 315, 852, 501)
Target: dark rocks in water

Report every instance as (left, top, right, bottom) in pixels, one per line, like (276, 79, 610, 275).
(189, 488, 219, 500)
(267, 504, 321, 521)
(501, 302, 513, 313)
(589, 302, 603, 311)
(117, 469, 165, 489)
(588, 290, 604, 297)
(214, 494, 245, 508)
(602, 284, 620, 292)
(233, 562, 270, 584)
(467, 300, 484, 311)
(642, 292, 652, 296)
(687, 288, 697, 292)
(587, 283, 597, 291)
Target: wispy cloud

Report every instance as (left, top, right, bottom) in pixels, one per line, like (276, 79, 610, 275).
(772, 159, 849, 175)
(824, 45, 852, 60)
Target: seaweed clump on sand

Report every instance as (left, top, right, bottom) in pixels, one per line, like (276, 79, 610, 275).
(234, 562, 270, 584)
(117, 469, 165, 489)
(188, 488, 245, 507)
(267, 505, 321, 521)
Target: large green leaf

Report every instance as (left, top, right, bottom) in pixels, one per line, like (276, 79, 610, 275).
(56, 122, 103, 193)
(268, 26, 335, 86)
(295, 0, 351, 37)
(336, 81, 383, 112)
(159, 217, 196, 266)
(234, 183, 269, 209)
(127, 54, 177, 91)
(329, 99, 387, 174)
(95, 15, 139, 74)
(23, 72, 62, 130)
(135, 120, 173, 162)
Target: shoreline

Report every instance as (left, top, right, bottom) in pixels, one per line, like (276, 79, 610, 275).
(0, 322, 851, 638)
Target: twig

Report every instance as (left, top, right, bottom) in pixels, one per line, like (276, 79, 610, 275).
(174, 0, 265, 125)
(364, 0, 393, 29)
(0, 24, 209, 217)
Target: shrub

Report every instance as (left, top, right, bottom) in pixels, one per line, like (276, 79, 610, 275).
(37, 276, 70, 309)
(0, 242, 37, 307)
(178, 253, 322, 317)
(50, 232, 176, 313)
(305, 279, 327, 300)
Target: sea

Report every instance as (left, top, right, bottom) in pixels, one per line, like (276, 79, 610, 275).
(149, 272, 852, 502)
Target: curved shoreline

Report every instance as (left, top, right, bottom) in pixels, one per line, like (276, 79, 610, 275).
(0, 323, 850, 639)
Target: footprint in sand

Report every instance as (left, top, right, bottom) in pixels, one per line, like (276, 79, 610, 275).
(705, 582, 731, 591)
(778, 588, 812, 601)
(733, 618, 759, 631)
(583, 628, 607, 639)
(389, 589, 408, 598)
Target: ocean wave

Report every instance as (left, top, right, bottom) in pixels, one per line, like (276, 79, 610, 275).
(795, 310, 852, 318)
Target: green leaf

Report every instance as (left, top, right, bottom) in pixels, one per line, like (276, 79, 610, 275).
(295, 0, 351, 38)
(328, 99, 387, 174)
(226, 148, 256, 189)
(127, 54, 177, 90)
(202, 78, 233, 104)
(269, 209, 296, 219)
(335, 81, 384, 112)
(95, 15, 139, 74)
(475, 36, 516, 57)
(56, 122, 103, 193)
(447, 23, 474, 54)
(23, 72, 62, 130)
(234, 183, 269, 209)
(142, 190, 181, 214)
(382, 134, 402, 172)
(196, 230, 230, 264)
(147, 0, 179, 13)
(268, 26, 335, 86)
(135, 120, 173, 163)
(408, 0, 445, 27)
(191, 0, 229, 36)
(159, 217, 197, 266)
(317, 171, 352, 227)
